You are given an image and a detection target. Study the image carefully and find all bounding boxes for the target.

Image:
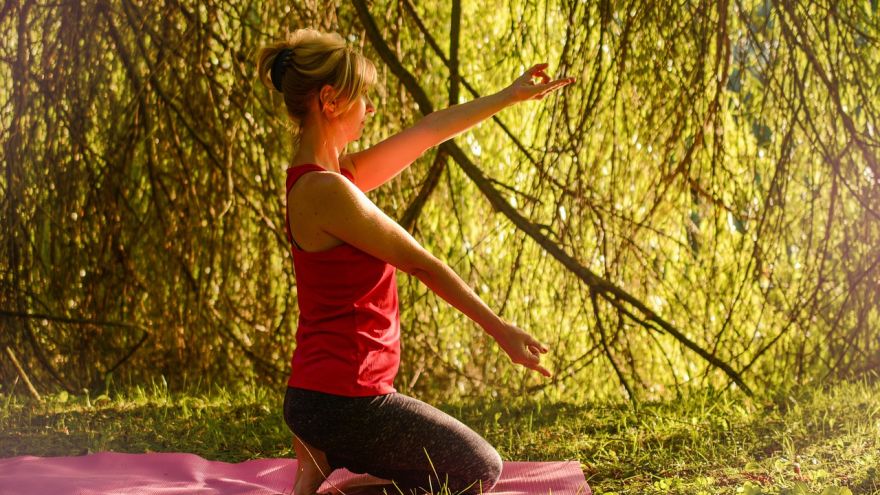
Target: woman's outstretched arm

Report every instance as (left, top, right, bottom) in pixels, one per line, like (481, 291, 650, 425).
(343, 63, 574, 193)
(305, 171, 552, 377)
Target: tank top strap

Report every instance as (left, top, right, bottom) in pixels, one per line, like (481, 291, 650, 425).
(286, 164, 326, 194)
(284, 164, 355, 251)
(339, 167, 355, 182)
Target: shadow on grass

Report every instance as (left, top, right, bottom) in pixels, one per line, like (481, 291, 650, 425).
(1, 400, 292, 461)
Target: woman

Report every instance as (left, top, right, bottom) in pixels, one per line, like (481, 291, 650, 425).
(256, 29, 573, 495)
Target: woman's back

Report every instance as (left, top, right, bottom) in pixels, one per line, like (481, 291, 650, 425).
(286, 165, 354, 253)
(284, 164, 401, 398)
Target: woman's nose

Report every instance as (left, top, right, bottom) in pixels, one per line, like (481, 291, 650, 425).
(365, 97, 375, 114)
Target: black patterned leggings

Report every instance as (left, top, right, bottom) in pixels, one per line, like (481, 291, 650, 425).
(283, 387, 502, 495)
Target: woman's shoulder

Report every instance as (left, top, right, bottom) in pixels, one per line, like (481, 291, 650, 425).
(290, 169, 357, 211)
(300, 168, 349, 189)
(288, 162, 355, 182)
(288, 164, 339, 186)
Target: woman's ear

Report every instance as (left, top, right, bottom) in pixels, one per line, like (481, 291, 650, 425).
(319, 85, 337, 115)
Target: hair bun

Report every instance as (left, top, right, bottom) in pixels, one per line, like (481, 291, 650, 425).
(256, 28, 376, 126)
(270, 48, 293, 92)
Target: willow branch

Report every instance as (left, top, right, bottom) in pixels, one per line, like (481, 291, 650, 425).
(353, 0, 753, 396)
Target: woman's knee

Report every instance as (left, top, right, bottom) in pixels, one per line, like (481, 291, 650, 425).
(451, 446, 502, 494)
(480, 447, 503, 491)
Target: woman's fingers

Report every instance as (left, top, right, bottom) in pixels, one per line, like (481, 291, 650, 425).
(498, 322, 552, 377)
(527, 62, 550, 75)
(533, 70, 551, 85)
(525, 63, 551, 84)
(506, 64, 574, 102)
(540, 77, 576, 93)
(528, 342, 549, 354)
(524, 73, 575, 99)
(526, 63, 572, 88)
(531, 362, 552, 377)
(525, 344, 552, 377)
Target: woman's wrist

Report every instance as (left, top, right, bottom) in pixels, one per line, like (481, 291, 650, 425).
(483, 316, 511, 340)
(496, 86, 521, 106)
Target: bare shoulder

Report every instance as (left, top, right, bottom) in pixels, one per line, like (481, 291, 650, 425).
(295, 169, 336, 188)
(298, 169, 431, 275)
(287, 171, 357, 251)
(303, 170, 359, 198)
(297, 171, 366, 217)
(293, 170, 348, 195)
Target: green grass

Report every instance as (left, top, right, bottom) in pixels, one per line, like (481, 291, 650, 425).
(1, 378, 878, 494)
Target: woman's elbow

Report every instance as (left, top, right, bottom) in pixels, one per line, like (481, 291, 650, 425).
(401, 251, 438, 279)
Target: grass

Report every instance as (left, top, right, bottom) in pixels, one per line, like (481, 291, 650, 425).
(1, 378, 878, 494)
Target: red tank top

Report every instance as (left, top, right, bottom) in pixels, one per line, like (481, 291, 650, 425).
(284, 164, 400, 397)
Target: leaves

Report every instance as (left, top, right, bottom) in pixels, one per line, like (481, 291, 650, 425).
(727, 68, 743, 93)
(739, 481, 854, 495)
(752, 121, 773, 148)
(1, 0, 878, 400)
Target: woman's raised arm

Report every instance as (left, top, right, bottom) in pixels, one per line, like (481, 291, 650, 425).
(343, 63, 574, 193)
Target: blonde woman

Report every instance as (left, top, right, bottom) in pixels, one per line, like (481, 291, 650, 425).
(257, 28, 573, 495)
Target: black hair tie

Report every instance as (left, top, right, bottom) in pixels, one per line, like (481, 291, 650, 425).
(270, 48, 292, 92)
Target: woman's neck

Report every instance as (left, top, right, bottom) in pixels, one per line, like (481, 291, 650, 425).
(293, 120, 343, 173)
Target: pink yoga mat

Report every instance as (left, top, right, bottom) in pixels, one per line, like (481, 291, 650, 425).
(0, 452, 590, 495)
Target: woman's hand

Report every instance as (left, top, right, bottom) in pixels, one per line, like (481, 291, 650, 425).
(492, 321, 552, 378)
(502, 63, 575, 103)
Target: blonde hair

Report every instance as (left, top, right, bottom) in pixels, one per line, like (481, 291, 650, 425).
(256, 29, 377, 128)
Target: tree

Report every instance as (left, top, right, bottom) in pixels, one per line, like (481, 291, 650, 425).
(1, 0, 877, 402)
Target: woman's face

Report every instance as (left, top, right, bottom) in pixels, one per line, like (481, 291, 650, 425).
(336, 91, 375, 143)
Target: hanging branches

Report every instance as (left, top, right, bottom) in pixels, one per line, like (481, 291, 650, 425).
(351, 0, 878, 397)
(1, 0, 876, 399)
(353, 0, 754, 395)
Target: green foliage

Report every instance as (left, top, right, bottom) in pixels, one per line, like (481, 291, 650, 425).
(0, 0, 878, 401)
